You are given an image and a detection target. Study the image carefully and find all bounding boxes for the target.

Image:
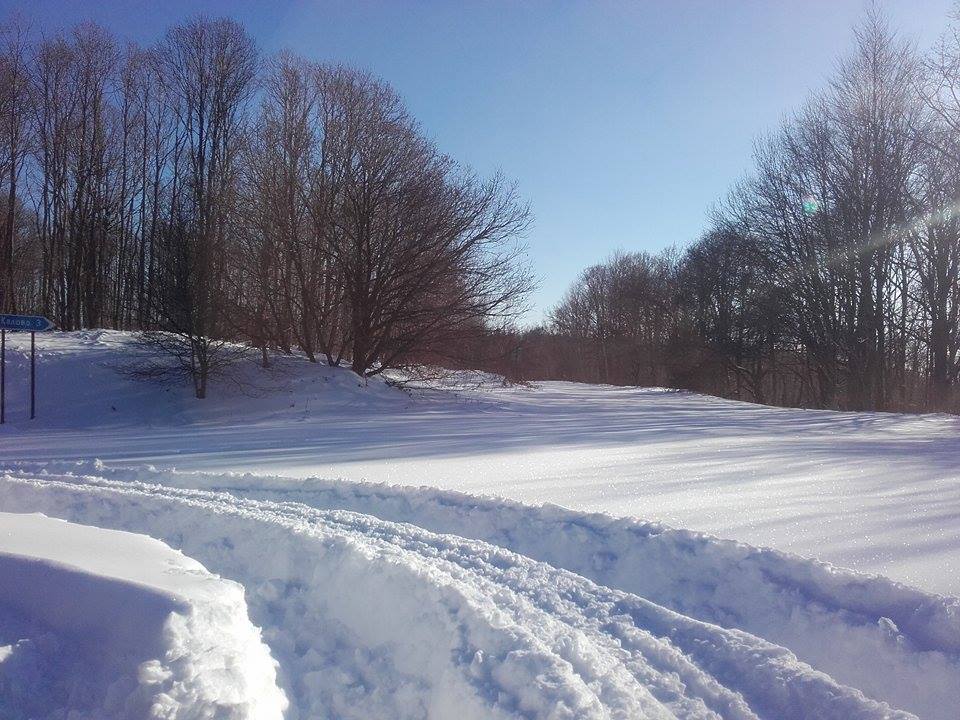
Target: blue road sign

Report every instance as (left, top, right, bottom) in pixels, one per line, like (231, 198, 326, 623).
(0, 314, 54, 332)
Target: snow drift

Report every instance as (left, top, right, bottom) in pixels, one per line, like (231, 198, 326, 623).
(117, 462, 958, 720)
(9, 460, 960, 720)
(0, 511, 286, 720)
(2, 331, 959, 718)
(0, 466, 940, 720)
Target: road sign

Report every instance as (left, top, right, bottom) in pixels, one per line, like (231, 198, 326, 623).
(0, 314, 54, 332)
(0, 314, 55, 423)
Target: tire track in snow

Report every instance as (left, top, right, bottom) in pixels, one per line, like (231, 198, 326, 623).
(18, 461, 953, 720)
(0, 468, 915, 720)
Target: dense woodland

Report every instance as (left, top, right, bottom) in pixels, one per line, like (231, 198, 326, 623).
(0, 16, 532, 397)
(500, 12, 960, 414)
(4, 13, 960, 412)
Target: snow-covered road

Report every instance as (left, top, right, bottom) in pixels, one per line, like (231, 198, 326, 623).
(4, 331, 959, 594)
(4, 465, 955, 719)
(1, 331, 958, 718)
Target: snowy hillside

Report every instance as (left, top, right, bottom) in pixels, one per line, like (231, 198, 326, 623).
(1, 331, 959, 719)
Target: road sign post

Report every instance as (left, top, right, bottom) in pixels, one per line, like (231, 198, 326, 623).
(30, 331, 35, 420)
(0, 314, 55, 424)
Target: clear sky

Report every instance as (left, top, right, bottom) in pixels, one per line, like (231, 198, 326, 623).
(0, 0, 955, 322)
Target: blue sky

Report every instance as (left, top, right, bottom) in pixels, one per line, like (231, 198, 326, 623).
(0, 0, 954, 322)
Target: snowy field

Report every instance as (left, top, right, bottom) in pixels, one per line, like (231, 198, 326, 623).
(4, 331, 958, 594)
(1, 331, 959, 719)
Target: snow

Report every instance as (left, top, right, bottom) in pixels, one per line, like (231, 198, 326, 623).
(4, 330, 958, 594)
(0, 330, 958, 719)
(5, 460, 959, 719)
(0, 470, 926, 720)
(0, 511, 286, 720)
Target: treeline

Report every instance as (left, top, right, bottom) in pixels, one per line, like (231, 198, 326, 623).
(0, 17, 531, 397)
(515, 13, 960, 413)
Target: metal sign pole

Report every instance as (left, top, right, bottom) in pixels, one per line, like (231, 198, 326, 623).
(1, 328, 4, 425)
(30, 331, 35, 420)
(0, 315, 54, 422)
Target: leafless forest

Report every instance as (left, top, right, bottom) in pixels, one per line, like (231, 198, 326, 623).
(3, 13, 960, 411)
(503, 12, 960, 413)
(0, 16, 532, 398)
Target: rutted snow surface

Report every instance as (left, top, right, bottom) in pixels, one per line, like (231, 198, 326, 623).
(1, 464, 956, 719)
(62, 461, 957, 720)
(0, 510, 286, 720)
(1, 331, 958, 718)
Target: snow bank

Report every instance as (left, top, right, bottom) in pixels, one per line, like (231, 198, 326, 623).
(0, 511, 286, 720)
(210, 468, 959, 719)
(10, 460, 958, 720)
(0, 468, 919, 720)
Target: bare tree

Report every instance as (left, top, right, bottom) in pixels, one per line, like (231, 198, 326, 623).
(0, 19, 31, 313)
(303, 67, 533, 378)
(151, 16, 257, 398)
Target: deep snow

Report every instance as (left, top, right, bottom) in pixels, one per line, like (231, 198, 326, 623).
(0, 511, 286, 719)
(0, 468, 932, 720)
(3, 330, 959, 594)
(0, 330, 958, 719)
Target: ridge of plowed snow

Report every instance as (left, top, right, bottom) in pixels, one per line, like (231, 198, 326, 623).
(0, 469, 922, 720)
(2, 330, 958, 718)
(0, 511, 286, 720)
(8, 460, 960, 720)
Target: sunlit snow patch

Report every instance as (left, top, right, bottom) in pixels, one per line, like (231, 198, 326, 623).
(0, 512, 286, 720)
